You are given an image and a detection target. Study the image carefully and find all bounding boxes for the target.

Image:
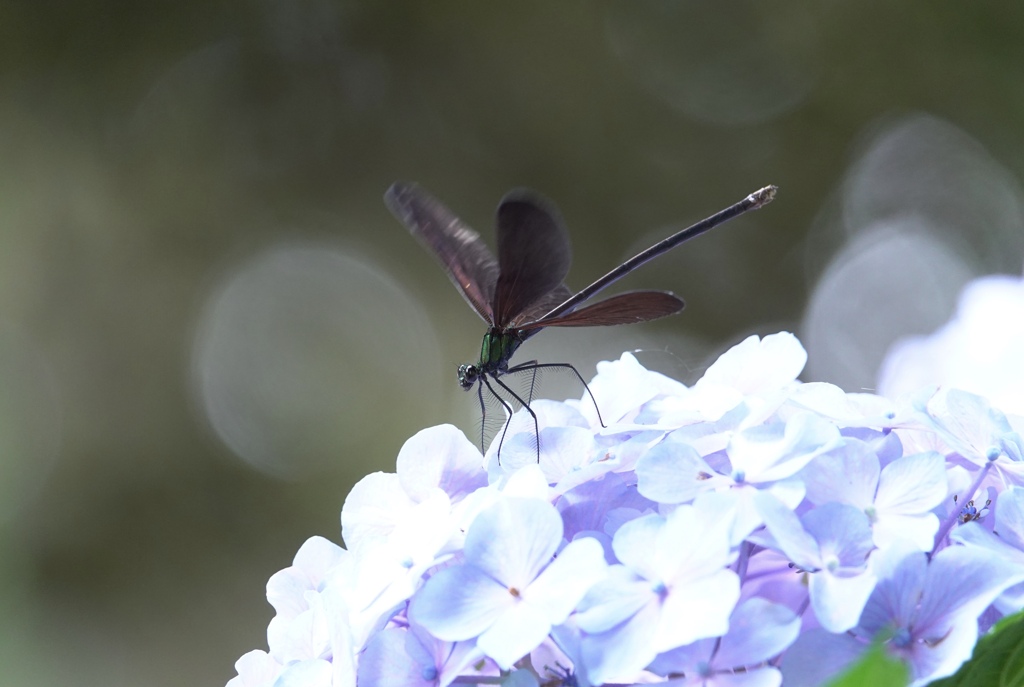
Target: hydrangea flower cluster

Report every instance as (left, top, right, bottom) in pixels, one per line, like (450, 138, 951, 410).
(227, 332, 1024, 687)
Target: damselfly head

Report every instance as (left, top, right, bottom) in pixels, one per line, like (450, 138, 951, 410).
(458, 363, 479, 390)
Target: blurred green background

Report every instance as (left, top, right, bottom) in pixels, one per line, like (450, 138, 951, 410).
(2, 2, 1023, 685)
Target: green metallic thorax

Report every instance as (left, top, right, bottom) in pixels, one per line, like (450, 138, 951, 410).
(479, 327, 523, 374)
(457, 327, 525, 390)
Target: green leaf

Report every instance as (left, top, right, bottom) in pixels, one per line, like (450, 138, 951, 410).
(824, 644, 909, 687)
(931, 610, 1024, 687)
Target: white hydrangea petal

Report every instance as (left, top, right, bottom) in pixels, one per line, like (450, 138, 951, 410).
(226, 650, 282, 687)
(273, 659, 333, 687)
(789, 382, 895, 426)
(320, 586, 357, 687)
(655, 568, 740, 650)
(498, 464, 550, 500)
(533, 426, 599, 484)
(657, 505, 734, 580)
(525, 537, 607, 623)
(396, 424, 486, 502)
(714, 669, 784, 687)
(271, 601, 330, 663)
(477, 601, 552, 670)
(266, 536, 347, 620)
(579, 598, 661, 685)
(693, 490, 753, 547)
(872, 512, 939, 551)
(341, 472, 414, 554)
(586, 352, 685, 424)
(729, 412, 841, 483)
(697, 332, 806, 395)
(808, 569, 877, 633)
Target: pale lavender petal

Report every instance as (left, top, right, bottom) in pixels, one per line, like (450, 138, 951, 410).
(951, 519, 1024, 562)
(408, 565, 511, 641)
(437, 638, 493, 687)
(802, 503, 873, 569)
(646, 638, 714, 676)
(636, 440, 728, 504)
(753, 491, 821, 568)
(739, 548, 809, 615)
(557, 472, 652, 541)
(858, 545, 926, 634)
(574, 567, 652, 633)
(916, 544, 1024, 630)
(874, 451, 948, 514)
(713, 598, 800, 667)
(610, 513, 663, 575)
(465, 498, 561, 587)
(902, 610, 982, 686)
(995, 486, 1024, 550)
(800, 439, 879, 508)
(779, 629, 864, 687)
(356, 628, 433, 687)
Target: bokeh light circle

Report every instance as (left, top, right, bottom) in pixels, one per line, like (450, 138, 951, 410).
(801, 221, 973, 391)
(192, 242, 441, 478)
(842, 113, 1024, 271)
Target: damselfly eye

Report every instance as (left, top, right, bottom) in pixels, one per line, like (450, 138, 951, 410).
(458, 364, 479, 389)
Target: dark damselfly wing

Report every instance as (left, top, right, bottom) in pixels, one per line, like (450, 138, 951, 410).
(384, 182, 499, 324)
(511, 283, 574, 326)
(492, 191, 572, 328)
(516, 290, 685, 331)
